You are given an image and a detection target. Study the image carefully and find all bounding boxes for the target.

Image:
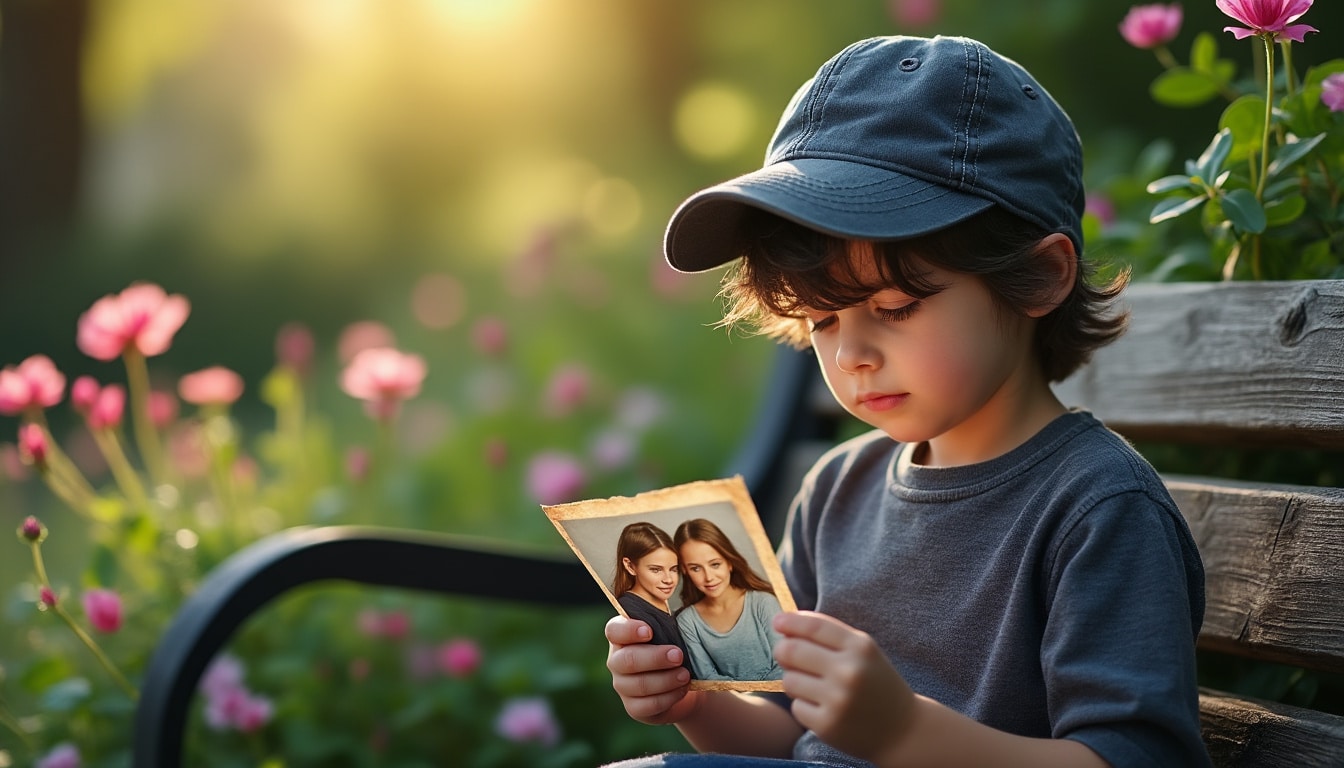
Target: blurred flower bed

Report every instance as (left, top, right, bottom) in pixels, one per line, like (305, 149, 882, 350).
(0, 236, 769, 766)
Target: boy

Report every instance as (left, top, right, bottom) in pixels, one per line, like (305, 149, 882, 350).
(604, 35, 1209, 767)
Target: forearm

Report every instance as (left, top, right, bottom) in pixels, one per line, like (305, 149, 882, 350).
(677, 691, 803, 757)
(876, 695, 1109, 768)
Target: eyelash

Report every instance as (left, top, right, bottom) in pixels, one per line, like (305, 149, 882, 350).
(809, 301, 921, 333)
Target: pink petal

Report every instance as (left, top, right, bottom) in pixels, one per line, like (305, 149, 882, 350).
(178, 366, 244, 406)
(1277, 22, 1317, 42)
(77, 295, 133, 361)
(134, 294, 191, 357)
(1223, 25, 1260, 38)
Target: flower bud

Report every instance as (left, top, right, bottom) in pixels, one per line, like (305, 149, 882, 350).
(17, 423, 47, 467)
(40, 586, 58, 608)
(19, 515, 46, 543)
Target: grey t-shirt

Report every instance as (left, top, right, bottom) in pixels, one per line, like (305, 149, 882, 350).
(677, 589, 784, 681)
(778, 410, 1209, 767)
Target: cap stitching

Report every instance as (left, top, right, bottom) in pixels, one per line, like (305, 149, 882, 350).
(966, 42, 989, 193)
(950, 40, 971, 188)
(789, 40, 865, 158)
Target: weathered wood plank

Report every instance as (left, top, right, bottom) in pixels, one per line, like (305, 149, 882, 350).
(1167, 476, 1344, 673)
(1055, 280, 1344, 450)
(1200, 687, 1344, 768)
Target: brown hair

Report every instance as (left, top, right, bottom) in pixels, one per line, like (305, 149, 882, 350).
(674, 518, 774, 608)
(718, 206, 1129, 383)
(612, 521, 677, 599)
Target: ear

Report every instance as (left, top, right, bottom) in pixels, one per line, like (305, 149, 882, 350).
(1024, 233, 1077, 319)
(622, 557, 636, 575)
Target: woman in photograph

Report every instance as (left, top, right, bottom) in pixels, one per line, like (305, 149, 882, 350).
(674, 518, 783, 680)
(612, 521, 691, 671)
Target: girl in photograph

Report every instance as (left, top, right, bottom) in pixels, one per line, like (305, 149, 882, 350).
(612, 521, 691, 671)
(674, 518, 783, 681)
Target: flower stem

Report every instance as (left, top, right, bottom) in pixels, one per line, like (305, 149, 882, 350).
(124, 348, 168, 484)
(92, 427, 151, 511)
(0, 702, 35, 751)
(29, 542, 139, 701)
(52, 601, 140, 701)
(1255, 34, 1274, 202)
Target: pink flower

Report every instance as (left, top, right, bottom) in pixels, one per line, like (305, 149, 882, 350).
(590, 430, 635, 471)
(1, 443, 28, 481)
(76, 282, 190, 361)
(71, 376, 100, 413)
(178, 366, 244, 407)
(526, 452, 586, 506)
(20, 515, 46, 542)
(357, 608, 411, 639)
(199, 654, 245, 701)
(40, 585, 58, 607)
(0, 355, 66, 415)
(470, 316, 509, 357)
(543, 364, 590, 417)
(275, 322, 315, 374)
(82, 588, 123, 633)
(1119, 4, 1183, 49)
(437, 638, 483, 677)
(484, 437, 509, 469)
(495, 697, 561, 746)
(88, 384, 126, 430)
(1086, 194, 1118, 229)
(1217, 0, 1316, 41)
(345, 445, 372, 482)
(204, 686, 274, 733)
(147, 390, 179, 428)
(340, 347, 427, 421)
(1323, 73, 1344, 112)
(337, 321, 396, 364)
(35, 742, 81, 768)
(887, 0, 942, 27)
(18, 423, 48, 466)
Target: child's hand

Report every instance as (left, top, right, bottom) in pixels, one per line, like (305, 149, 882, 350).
(605, 615, 701, 725)
(773, 610, 916, 763)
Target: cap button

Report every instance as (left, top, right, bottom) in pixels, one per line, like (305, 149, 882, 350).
(1021, 84, 1039, 99)
(899, 57, 920, 72)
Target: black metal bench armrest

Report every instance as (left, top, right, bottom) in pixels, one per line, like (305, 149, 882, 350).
(132, 526, 602, 768)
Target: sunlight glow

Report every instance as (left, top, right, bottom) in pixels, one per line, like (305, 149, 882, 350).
(674, 81, 759, 161)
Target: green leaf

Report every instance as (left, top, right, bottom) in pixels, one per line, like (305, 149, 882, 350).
(1150, 195, 1206, 224)
(1190, 32, 1219, 75)
(1264, 195, 1306, 227)
(1222, 189, 1267, 233)
(1146, 174, 1196, 195)
(20, 656, 75, 692)
(1151, 68, 1221, 108)
(1266, 133, 1326, 179)
(1219, 97, 1268, 163)
(1194, 129, 1234, 182)
(41, 677, 92, 712)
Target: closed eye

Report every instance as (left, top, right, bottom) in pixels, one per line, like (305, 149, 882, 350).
(877, 301, 921, 323)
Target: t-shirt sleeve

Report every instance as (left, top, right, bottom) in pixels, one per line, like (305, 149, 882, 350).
(1041, 489, 1210, 767)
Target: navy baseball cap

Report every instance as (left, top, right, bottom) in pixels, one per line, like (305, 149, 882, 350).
(664, 35, 1085, 273)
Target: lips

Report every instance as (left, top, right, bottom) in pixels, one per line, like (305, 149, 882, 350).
(857, 392, 907, 412)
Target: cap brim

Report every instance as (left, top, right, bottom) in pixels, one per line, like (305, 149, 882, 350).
(664, 158, 995, 273)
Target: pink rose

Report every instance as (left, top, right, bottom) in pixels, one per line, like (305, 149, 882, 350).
(340, 347, 427, 421)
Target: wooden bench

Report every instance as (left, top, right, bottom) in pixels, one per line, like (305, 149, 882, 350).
(132, 280, 1344, 767)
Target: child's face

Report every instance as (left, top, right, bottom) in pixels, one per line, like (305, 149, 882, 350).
(626, 547, 679, 604)
(801, 242, 1040, 466)
(680, 540, 733, 599)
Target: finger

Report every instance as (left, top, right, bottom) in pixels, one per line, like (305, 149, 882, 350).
(606, 614, 653, 645)
(608, 642, 687, 676)
(773, 634, 840, 677)
(611, 663, 693, 700)
(780, 667, 836, 707)
(773, 610, 856, 651)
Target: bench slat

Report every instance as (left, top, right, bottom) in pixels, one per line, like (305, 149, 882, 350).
(1168, 476, 1344, 674)
(1055, 280, 1344, 449)
(1200, 688, 1344, 768)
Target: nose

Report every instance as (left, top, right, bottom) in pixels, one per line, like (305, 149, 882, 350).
(833, 314, 881, 373)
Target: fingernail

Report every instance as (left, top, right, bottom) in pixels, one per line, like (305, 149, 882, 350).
(667, 648, 681, 663)
(637, 626, 651, 640)
(676, 668, 690, 684)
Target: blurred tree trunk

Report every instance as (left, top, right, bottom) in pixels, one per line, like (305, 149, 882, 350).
(0, 0, 88, 268)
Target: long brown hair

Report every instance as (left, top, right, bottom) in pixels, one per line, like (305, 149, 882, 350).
(674, 518, 774, 608)
(612, 521, 677, 599)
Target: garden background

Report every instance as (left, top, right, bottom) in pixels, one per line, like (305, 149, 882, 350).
(2, 1, 1342, 766)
